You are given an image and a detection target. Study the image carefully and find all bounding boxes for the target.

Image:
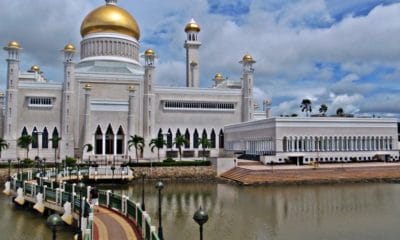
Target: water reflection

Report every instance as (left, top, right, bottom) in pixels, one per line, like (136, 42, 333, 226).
(115, 183, 400, 240)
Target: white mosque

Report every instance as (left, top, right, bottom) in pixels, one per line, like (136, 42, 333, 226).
(1, 0, 398, 165)
(0, 0, 258, 161)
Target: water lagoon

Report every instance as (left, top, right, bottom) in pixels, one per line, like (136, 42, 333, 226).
(2, 182, 400, 240)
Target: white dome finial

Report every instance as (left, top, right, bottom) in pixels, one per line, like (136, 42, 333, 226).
(106, 0, 117, 5)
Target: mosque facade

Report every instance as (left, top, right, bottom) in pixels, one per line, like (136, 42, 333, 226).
(0, 0, 258, 161)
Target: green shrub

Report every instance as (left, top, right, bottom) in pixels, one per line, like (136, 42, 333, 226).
(163, 157, 176, 163)
(129, 160, 211, 167)
(63, 156, 77, 167)
(21, 158, 34, 167)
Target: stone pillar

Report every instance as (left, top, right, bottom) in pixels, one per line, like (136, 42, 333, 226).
(127, 85, 136, 156)
(82, 84, 91, 159)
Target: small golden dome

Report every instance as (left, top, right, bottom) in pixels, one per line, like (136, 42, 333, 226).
(30, 65, 41, 73)
(128, 85, 136, 92)
(80, 2, 140, 39)
(83, 84, 92, 90)
(0, 92, 4, 97)
(7, 41, 21, 49)
(242, 54, 254, 62)
(214, 73, 224, 81)
(185, 18, 200, 32)
(144, 49, 155, 56)
(64, 43, 76, 52)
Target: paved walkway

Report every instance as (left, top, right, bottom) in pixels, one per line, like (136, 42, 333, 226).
(93, 206, 141, 240)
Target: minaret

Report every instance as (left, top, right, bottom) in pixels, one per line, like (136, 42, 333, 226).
(60, 43, 76, 158)
(142, 49, 156, 139)
(3, 41, 22, 157)
(240, 54, 256, 122)
(184, 18, 201, 88)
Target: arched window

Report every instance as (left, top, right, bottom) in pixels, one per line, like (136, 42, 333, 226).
(167, 129, 173, 148)
(185, 129, 190, 148)
(52, 128, 59, 149)
(219, 129, 224, 149)
(42, 127, 49, 149)
(105, 125, 114, 154)
(95, 126, 103, 154)
(193, 129, 199, 149)
(210, 129, 216, 148)
(116, 126, 124, 154)
(158, 129, 163, 139)
(32, 127, 38, 149)
(202, 129, 207, 139)
(176, 129, 181, 138)
(21, 127, 28, 136)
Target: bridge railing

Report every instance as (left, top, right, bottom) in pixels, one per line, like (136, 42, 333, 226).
(99, 190, 160, 240)
(10, 170, 94, 240)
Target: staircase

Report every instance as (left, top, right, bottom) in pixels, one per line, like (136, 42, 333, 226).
(220, 167, 253, 183)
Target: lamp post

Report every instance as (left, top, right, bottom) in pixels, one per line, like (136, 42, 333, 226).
(141, 172, 146, 211)
(76, 182, 85, 240)
(7, 159, 12, 181)
(111, 157, 115, 193)
(155, 181, 164, 240)
(47, 213, 63, 240)
(43, 157, 46, 176)
(193, 206, 209, 240)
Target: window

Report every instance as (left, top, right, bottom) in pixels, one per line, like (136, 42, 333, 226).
(163, 101, 235, 111)
(28, 97, 53, 107)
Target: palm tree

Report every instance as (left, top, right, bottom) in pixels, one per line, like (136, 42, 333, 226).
(50, 136, 61, 162)
(149, 137, 166, 162)
(336, 108, 344, 117)
(319, 104, 328, 116)
(128, 135, 145, 164)
(0, 138, 9, 159)
(198, 136, 211, 161)
(17, 135, 33, 159)
(300, 99, 312, 117)
(174, 135, 188, 161)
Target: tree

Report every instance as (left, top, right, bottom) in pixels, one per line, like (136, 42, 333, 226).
(174, 135, 188, 161)
(0, 138, 9, 159)
(300, 99, 312, 117)
(336, 108, 344, 117)
(319, 104, 328, 116)
(198, 136, 211, 161)
(128, 135, 145, 164)
(17, 135, 33, 159)
(149, 137, 166, 161)
(50, 136, 62, 162)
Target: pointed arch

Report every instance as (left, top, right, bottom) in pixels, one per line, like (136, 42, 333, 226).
(158, 128, 163, 139)
(21, 127, 28, 136)
(116, 126, 124, 154)
(95, 125, 103, 154)
(42, 127, 49, 149)
(202, 129, 207, 139)
(176, 129, 181, 138)
(219, 129, 224, 149)
(32, 127, 38, 149)
(210, 129, 216, 148)
(193, 129, 199, 149)
(185, 129, 190, 149)
(105, 124, 114, 154)
(52, 128, 59, 149)
(167, 128, 173, 148)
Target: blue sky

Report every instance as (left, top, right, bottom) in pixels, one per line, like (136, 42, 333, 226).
(0, 0, 399, 117)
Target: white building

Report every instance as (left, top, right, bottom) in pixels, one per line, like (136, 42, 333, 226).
(225, 117, 399, 165)
(0, 0, 257, 161)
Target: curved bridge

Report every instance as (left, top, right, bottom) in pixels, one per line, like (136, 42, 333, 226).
(3, 170, 160, 240)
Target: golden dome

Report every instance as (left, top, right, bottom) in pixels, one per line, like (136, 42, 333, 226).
(30, 65, 41, 73)
(242, 54, 254, 62)
(214, 73, 224, 81)
(128, 85, 136, 92)
(7, 41, 21, 49)
(80, 3, 140, 39)
(185, 18, 200, 32)
(83, 84, 92, 90)
(144, 48, 155, 56)
(64, 43, 76, 52)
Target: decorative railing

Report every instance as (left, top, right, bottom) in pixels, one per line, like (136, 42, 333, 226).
(99, 190, 160, 240)
(6, 169, 159, 240)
